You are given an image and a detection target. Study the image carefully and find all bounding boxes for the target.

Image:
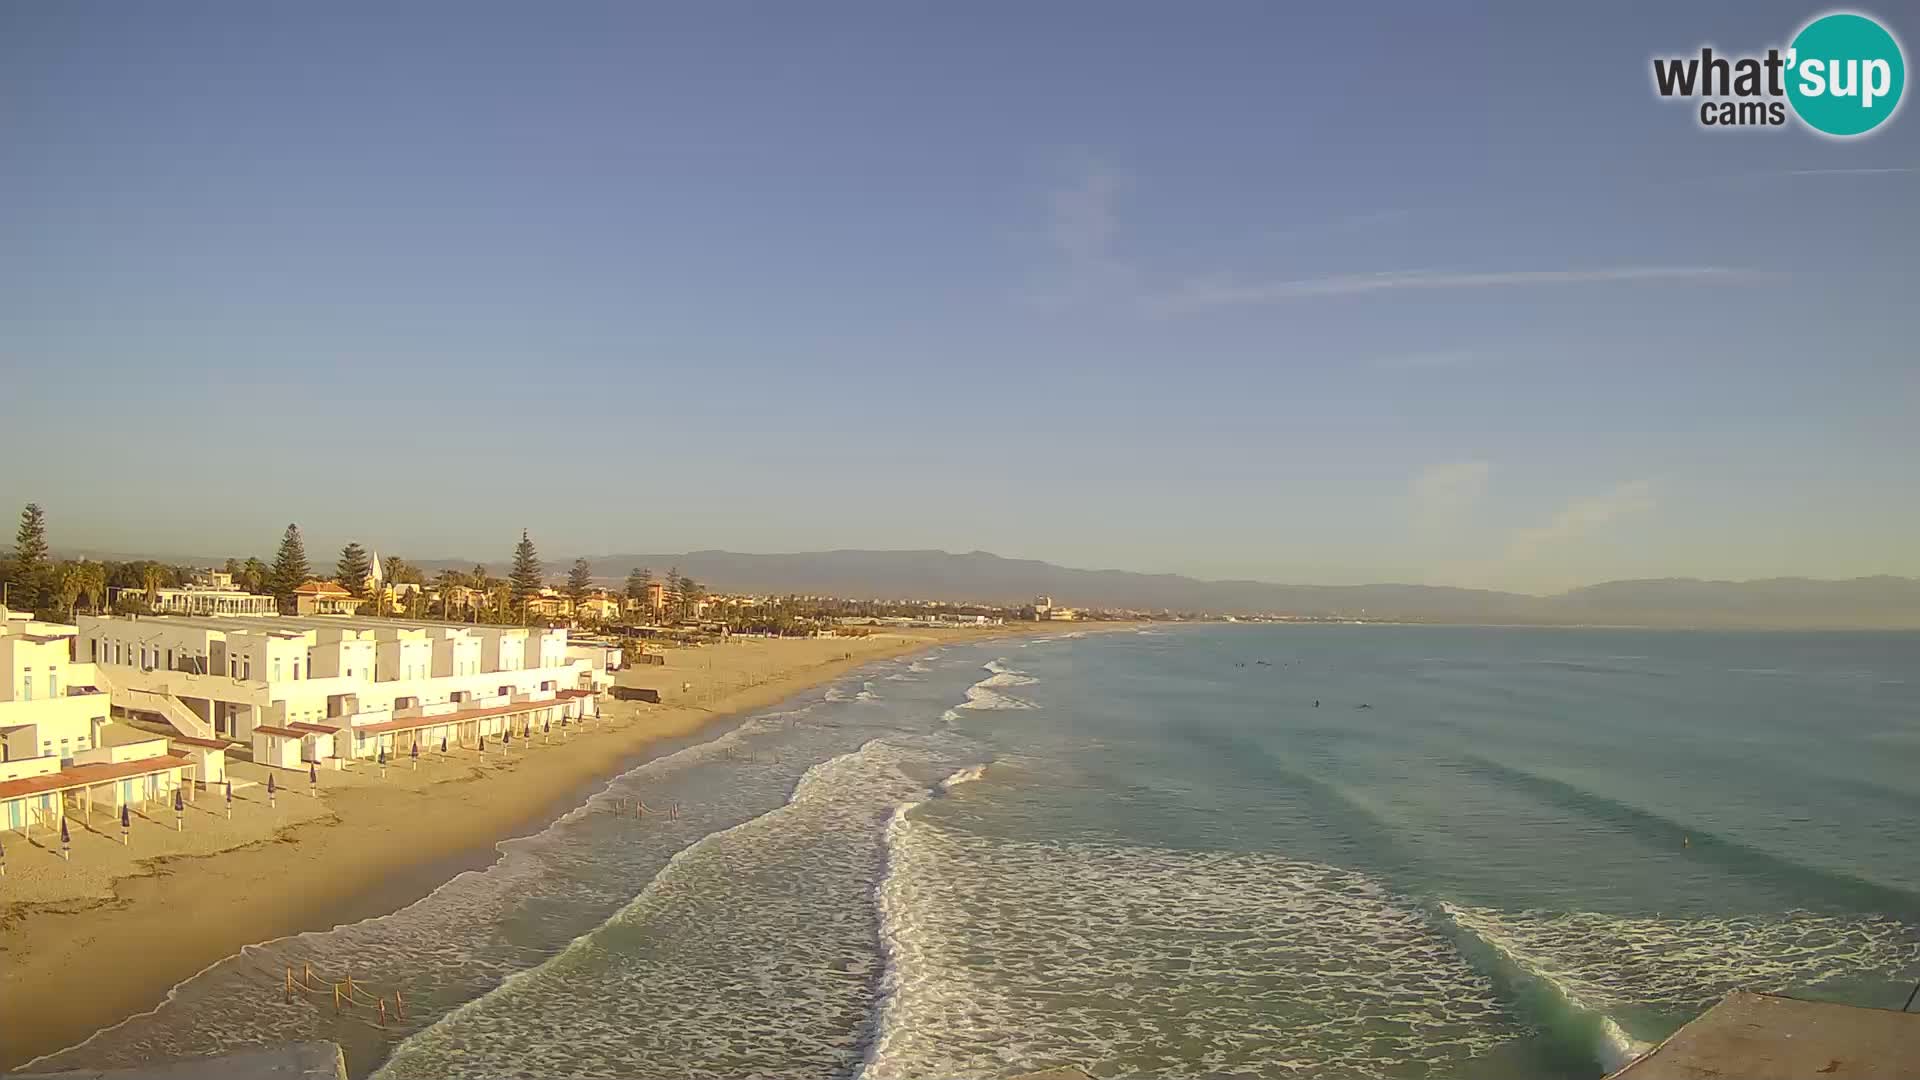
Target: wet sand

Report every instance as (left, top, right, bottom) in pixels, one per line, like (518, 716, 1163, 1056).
(0, 628, 1081, 1069)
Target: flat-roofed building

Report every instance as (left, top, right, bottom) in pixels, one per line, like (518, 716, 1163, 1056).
(78, 613, 598, 767)
(148, 585, 278, 617)
(0, 606, 112, 763)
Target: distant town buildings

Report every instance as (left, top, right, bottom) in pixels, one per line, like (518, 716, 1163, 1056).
(1033, 595, 1078, 621)
(293, 580, 365, 616)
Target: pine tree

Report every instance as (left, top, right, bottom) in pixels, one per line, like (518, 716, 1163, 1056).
(9, 503, 50, 611)
(663, 566, 683, 623)
(681, 578, 706, 622)
(509, 531, 542, 605)
(567, 558, 594, 603)
(625, 566, 652, 603)
(336, 542, 373, 597)
(269, 524, 311, 612)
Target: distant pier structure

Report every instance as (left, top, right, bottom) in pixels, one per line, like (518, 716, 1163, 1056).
(1608, 991, 1920, 1079)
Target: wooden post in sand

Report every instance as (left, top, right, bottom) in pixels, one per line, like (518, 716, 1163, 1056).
(394, 989, 407, 1020)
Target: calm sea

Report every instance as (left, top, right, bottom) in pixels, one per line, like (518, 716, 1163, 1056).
(31, 626, 1920, 1079)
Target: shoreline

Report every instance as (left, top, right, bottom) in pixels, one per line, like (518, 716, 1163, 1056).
(1, 625, 1124, 1070)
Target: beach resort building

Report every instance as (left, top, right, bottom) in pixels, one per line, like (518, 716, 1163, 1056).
(0, 606, 111, 763)
(0, 607, 199, 836)
(76, 613, 600, 771)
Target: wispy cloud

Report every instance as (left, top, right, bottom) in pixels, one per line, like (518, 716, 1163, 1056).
(1149, 266, 1760, 314)
(1506, 479, 1656, 562)
(1782, 166, 1920, 177)
(1031, 162, 1135, 304)
(1411, 461, 1491, 539)
(1376, 349, 1479, 371)
(1269, 208, 1410, 245)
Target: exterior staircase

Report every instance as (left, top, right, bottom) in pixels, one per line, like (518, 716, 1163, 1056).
(117, 685, 216, 741)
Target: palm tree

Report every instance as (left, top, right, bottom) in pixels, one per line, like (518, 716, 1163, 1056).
(56, 563, 84, 620)
(141, 564, 164, 610)
(77, 561, 107, 614)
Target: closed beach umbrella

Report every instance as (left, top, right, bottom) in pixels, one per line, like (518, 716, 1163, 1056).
(61, 818, 71, 860)
(479, 735, 486, 752)
(120, 803, 130, 845)
(268, 772, 277, 806)
(1, 835, 6, 876)
(441, 735, 448, 754)
(309, 762, 318, 794)
(378, 747, 388, 777)
(411, 741, 419, 769)
(174, 787, 184, 831)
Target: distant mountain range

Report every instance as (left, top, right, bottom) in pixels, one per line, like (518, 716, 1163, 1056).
(56, 543, 1917, 628)
(412, 549, 1920, 629)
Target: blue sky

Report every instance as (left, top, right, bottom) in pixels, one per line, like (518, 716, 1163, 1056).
(3, 2, 1916, 593)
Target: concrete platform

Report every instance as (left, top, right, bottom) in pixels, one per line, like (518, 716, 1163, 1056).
(10, 1041, 345, 1080)
(1609, 991, 1920, 1079)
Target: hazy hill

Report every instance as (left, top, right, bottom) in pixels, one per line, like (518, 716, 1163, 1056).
(412, 549, 1918, 628)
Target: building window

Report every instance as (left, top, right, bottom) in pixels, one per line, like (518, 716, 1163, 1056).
(22, 675, 32, 701)
(273, 660, 282, 682)
(167, 649, 174, 670)
(48, 670, 58, 697)
(90, 639, 99, 661)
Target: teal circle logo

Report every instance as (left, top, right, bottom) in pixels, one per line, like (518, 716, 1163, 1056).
(1787, 12, 1905, 136)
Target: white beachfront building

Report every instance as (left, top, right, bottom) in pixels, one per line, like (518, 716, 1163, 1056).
(0, 606, 112, 763)
(76, 613, 608, 770)
(1, 606, 197, 836)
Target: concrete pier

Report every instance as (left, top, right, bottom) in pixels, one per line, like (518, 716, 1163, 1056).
(1609, 991, 1920, 1079)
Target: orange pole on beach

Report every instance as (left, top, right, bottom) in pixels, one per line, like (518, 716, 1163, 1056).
(395, 990, 407, 1020)
(378, 998, 387, 1027)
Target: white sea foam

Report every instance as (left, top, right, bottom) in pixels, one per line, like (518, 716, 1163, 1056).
(1444, 903, 1920, 1014)
(377, 736, 962, 1080)
(938, 763, 988, 791)
(958, 682, 1036, 710)
(859, 827, 1522, 1079)
(956, 660, 1039, 710)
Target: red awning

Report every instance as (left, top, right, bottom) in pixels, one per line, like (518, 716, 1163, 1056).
(0, 751, 188, 802)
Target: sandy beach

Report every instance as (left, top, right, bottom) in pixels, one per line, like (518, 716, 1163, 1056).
(0, 627, 1077, 1070)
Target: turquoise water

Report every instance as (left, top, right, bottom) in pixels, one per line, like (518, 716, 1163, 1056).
(32, 627, 1920, 1079)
